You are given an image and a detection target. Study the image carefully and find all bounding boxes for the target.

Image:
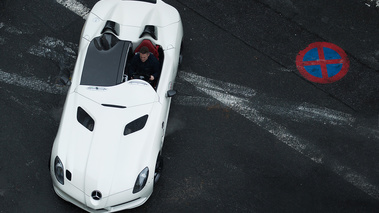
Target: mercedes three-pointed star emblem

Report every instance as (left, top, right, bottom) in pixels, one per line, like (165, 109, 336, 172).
(91, 190, 102, 200)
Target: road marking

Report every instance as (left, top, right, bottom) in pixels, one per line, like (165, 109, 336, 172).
(0, 23, 4, 44)
(262, 102, 356, 126)
(9, 95, 45, 116)
(28, 36, 77, 57)
(174, 96, 219, 108)
(179, 71, 324, 160)
(56, 0, 90, 19)
(179, 71, 379, 200)
(296, 103, 355, 125)
(0, 69, 67, 95)
(3, 25, 23, 35)
(364, 0, 379, 7)
(28, 36, 77, 71)
(0, 22, 34, 45)
(357, 125, 379, 140)
(0, 22, 32, 35)
(0, 23, 22, 45)
(0, 36, 74, 95)
(29, 1, 379, 199)
(296, 42, 349, 84)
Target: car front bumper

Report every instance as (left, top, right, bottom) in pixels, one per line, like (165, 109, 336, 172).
(52, 180, 152, 213)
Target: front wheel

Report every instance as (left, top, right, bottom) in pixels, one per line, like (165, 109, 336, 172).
(154, 153, 163, 184)
(178, 40, 183, 67)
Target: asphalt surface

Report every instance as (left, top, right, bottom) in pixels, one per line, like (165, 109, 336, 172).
(0, 0, 379, 212)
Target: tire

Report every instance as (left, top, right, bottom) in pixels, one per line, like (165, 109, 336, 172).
(178, 41, 183, 67)
(154, 153, 163, 184)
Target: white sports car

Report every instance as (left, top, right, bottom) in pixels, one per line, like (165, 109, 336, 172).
(49, 0, 183, 212)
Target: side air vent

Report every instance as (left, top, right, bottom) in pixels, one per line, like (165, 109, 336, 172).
(124, 115, 148, 136)
(77, 107, 95, 131)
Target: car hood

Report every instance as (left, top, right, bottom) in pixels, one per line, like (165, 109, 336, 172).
(76, 80, 159, 108)
(55, 81, 161, 199)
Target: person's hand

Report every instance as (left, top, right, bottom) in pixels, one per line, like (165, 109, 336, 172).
(149, 75, 154, 81)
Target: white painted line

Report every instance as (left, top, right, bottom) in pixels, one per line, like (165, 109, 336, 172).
(179, 71, 379, 200)
(180, 71, 323, 158)
(174, 96, 219, 108)
(38, 36, 77, 55)
(178, 71, 256, 98)
(0, 69, 67, 95)
(28, 36, 77, 58)
(0, 37, 5, 45)
(357, 125, 379, 140)
(56, 0, 90, 19)
(4, 25, 23, 35)
(28, 36, 77, 71)
(364, 0, 379, 7)
(296, 102, 356, 126)
(10, 95, 45, 116)
(263, 102, 356, 126)
(0, 22, 31, 35)
(28, 46, 56, 58)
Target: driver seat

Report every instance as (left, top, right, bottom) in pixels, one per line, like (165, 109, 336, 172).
(133, 39, 161, 89)
(134, 39, 159, 60)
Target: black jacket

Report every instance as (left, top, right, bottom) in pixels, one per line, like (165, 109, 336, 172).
(128, 53, 160, 79)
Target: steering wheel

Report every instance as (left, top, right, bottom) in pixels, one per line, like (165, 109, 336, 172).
(132, 74, 151, 82)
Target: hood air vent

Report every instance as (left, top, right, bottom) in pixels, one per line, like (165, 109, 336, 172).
(77, 107, 95, 131)
(124, 115, 148, 136)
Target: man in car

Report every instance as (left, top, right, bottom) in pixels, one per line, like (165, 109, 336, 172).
(128, 46, 160, 82)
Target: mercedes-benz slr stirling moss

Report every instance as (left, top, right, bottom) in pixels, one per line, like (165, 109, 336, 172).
(50, 0, 183, 212)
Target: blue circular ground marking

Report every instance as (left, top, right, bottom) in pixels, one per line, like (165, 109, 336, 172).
(296, 42, 350, 84)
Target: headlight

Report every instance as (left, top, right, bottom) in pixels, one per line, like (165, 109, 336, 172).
(54, 156, 64, 185)
(133, 167, 149, 193)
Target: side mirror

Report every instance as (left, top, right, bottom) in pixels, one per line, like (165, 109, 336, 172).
(166, 90, 177, 97)
(60, 75, 71, 86)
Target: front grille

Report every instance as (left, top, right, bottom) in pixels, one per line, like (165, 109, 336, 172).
(66, 170, 72, 181)
(111, 197, 141, 208)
